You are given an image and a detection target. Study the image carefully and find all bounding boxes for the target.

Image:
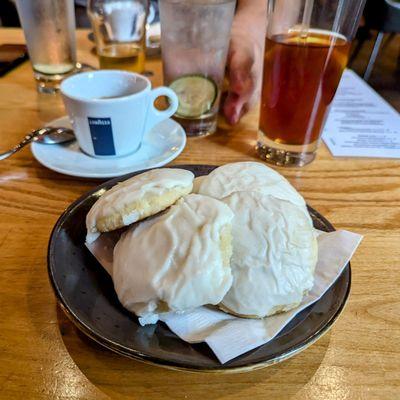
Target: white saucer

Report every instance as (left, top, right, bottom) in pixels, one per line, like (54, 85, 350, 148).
(31, 116, 186, 178)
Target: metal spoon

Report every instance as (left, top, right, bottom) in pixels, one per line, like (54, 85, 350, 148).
(0, 126, 75, 161)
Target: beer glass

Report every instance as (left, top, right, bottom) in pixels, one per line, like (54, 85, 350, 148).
(16, 0, 77, 93)
(257, 0, 366, 166)
(159, 0, 236, 137)
(88, 0, 149, 73)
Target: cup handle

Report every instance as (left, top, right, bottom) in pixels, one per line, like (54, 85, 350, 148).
(143, 86, 179, 134)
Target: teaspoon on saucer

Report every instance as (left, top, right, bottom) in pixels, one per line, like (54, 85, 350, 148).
(0, 126, 75, 161)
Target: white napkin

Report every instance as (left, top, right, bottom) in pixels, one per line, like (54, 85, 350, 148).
(87, 229, 362, 364)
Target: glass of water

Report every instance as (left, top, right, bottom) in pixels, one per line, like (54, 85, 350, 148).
(16, 0, 77, 93)
(159, 0, 236, 137)
(88, 0, 149, 73)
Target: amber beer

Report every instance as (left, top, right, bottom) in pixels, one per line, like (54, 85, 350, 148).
(98, 44, 145, 73)
(258, 31, 350, 162)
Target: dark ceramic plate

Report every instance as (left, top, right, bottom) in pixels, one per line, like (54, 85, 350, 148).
(48, 165, 351, 373)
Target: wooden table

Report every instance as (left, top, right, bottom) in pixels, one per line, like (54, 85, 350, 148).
(0, 28, 399, 400)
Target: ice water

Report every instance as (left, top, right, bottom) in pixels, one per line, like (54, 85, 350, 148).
(159, 0, 236, 136)
(16, 0, 76, 92)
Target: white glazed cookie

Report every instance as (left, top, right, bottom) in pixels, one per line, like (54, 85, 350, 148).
(112, 193, 234, 325)
(196, 161, 305, 207)
(220, 191, 318, 318)
(86, 168, 194, 243)
(192, 175, 206, 193)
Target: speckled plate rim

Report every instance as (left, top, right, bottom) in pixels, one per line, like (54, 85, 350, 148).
(48, 164, 351, 373)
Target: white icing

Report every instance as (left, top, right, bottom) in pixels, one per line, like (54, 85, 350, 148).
(192, 175, 206, 193)
(220, 191, 318, 318)
(197, 162, 305, 207)
(139, 314, 159, 326)
(86, 168, 194, 238)
(86, 231, 101, 245)
(112, 194, 234, 324)
(122, 211, 140, 226)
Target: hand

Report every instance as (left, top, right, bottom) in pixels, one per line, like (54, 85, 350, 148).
(223, 0, 267, 125)
(223, 34, 261, 125)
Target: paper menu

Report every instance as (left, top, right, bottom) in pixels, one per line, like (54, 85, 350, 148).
(322, 69, 400, 159)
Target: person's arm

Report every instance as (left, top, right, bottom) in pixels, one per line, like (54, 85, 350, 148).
(223, 0, 268, 125)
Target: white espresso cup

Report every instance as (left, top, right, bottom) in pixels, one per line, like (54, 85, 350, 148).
(60, 70, 178, 158)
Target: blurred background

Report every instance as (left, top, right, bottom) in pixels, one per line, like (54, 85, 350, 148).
(0, 0, 399, 108)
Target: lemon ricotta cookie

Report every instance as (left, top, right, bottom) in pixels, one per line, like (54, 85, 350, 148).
(86, 168, 194, 243)
(220, 191, 318, 318)
(196, 161, 305, 207)
(192, 175, 206, 193)
(112, 193, 234, 325)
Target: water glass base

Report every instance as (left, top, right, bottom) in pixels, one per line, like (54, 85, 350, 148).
(36, 79, 62, 94)
(173, 115, 217, 137)
(34, 70, 74, 94)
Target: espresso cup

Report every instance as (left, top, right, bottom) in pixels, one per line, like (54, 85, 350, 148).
(60, 70, 178, 158)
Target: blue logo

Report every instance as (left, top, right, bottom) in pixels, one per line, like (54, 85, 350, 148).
(88, 117, 116, 156)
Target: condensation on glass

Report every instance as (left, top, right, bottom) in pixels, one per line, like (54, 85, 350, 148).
(159, 0, 236, 137)
(16, 0, 77, 93)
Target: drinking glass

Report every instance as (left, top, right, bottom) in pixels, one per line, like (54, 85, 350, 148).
(257, 0, 366, 166)
(15, 0, 77, 94)
(159, 0, 236, 137)
(88, 0, 149, 73)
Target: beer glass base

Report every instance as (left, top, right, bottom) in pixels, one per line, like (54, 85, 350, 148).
(256, 135, 317, 167)
(173, 115, 217, 137)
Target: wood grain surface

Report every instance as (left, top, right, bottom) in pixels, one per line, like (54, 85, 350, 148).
(0, 29, 399, 400)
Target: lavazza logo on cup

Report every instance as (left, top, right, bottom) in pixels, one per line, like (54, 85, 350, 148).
(87, 117, 115, 156)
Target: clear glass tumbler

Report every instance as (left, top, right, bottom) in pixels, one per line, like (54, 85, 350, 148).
(159, 0, 236, 137)
(88, 0, 149, 73)
(16, 0, 77, 94)
(257, 0, 366, 166)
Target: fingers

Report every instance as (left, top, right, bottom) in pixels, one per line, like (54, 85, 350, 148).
(228, 44, 255, 98)
(224, 44, 256, 125)
(223, 92, 248, 125)
(228, 47, 254, 97)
